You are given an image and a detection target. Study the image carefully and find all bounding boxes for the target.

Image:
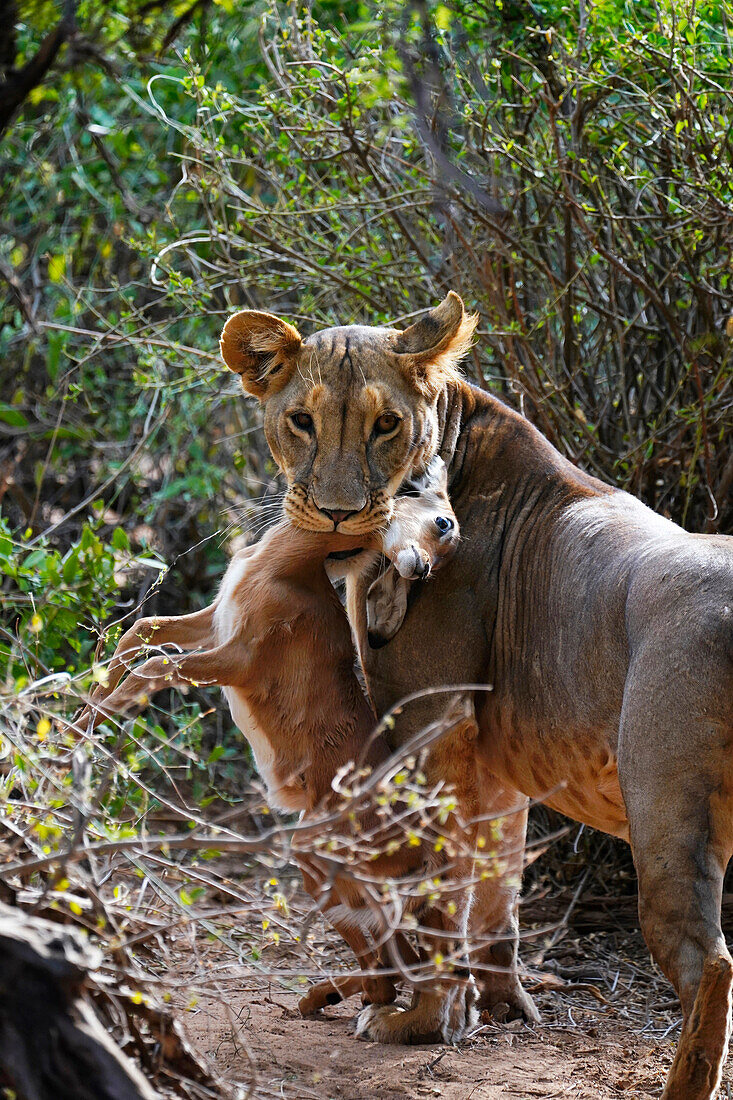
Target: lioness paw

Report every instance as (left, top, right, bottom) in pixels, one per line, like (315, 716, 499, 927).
(355, 984, 478, 1045)
(477, 982, 541, 1023)
(355, 1003, 437, 1045)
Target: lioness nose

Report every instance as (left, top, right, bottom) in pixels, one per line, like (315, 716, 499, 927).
(322, 509, 354, 526)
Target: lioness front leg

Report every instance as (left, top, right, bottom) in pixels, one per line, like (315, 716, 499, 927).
(439, 720, 539, 1024)
(355, 891, 478, 1045)
(469, 771, 540, 1022)
(354, 738, 480, 1047)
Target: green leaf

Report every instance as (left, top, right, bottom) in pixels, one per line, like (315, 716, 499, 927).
(111, 527, 130, 551)
(48, 254, 66, 282)
(434, 4, 452, 30)
(23, 550, 47, 571)
(62, 550, 79, 584)
(0, 404, 28, 427)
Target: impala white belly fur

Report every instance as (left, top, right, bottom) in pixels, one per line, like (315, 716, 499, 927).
(213, 554, 285, 806)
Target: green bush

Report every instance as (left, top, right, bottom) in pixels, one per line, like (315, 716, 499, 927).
(1, 0, 731, 887)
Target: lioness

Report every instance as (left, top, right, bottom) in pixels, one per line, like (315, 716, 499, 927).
(220, 295, 733, 1099)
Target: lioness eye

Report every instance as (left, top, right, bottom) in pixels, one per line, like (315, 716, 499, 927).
(290, 411, 313, 432)
(374, 412, 400, 436)
(435, 516, 453, 534)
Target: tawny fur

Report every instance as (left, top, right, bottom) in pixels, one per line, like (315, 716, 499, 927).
(219, 292, 733, 1089)
(663, 956, 733, 1100)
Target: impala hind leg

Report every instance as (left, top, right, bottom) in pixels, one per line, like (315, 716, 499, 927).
(106, 609, 216, 694)
(75, 608, 217, 732)
(620, 684, 733, 1100)
(297, 931, 402, 1016)
(298, 933, 420, 1014)
(298, 974, 367, 1015)
(296, 869, 410, 1016)
(299, 928, 421, 1013)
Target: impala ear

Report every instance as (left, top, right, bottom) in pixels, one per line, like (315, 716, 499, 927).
(411, 454, 448, 494)
(220, 310, 302, 400)
(393, 292, 478, 397)
(366, 568, 409, 648)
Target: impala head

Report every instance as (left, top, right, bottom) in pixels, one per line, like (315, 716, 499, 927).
(385, 456, 460, 581)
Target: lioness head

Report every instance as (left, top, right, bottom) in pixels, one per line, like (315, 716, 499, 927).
(220, 293, 477, 535)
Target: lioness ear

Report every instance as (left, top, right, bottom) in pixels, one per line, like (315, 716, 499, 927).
(220, 310, 302, 400)
(393, 292, 478, 397)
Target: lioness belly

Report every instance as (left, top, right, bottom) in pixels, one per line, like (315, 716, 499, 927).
(483, 729, 629, 840)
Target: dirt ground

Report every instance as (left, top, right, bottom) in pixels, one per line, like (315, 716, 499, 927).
(180, 908, 733, 1100)
(190, 987, 672, 1100)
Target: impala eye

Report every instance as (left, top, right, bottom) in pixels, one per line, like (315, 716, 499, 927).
(290, 411, 313, 433)
(374, 412, 400, 436)
(435, 516, 453, 534)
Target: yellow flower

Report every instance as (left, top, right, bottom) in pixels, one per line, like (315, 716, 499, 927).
(273, 892, 289, 916)
(91, 664, 109, 686)
(36, 718, 51, 741)
(29, 613, 43, 634)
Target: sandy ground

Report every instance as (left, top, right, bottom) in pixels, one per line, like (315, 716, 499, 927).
(172, 880, 733, 1100)
(189, 988, 677, 1100)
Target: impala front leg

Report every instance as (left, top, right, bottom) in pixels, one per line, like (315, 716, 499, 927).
(81, 642, 251, 729)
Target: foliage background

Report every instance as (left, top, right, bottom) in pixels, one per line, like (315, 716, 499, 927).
(1, 0, 732, 1003)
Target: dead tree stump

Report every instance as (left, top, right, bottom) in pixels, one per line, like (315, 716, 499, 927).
(0, 901, 158, 1100)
